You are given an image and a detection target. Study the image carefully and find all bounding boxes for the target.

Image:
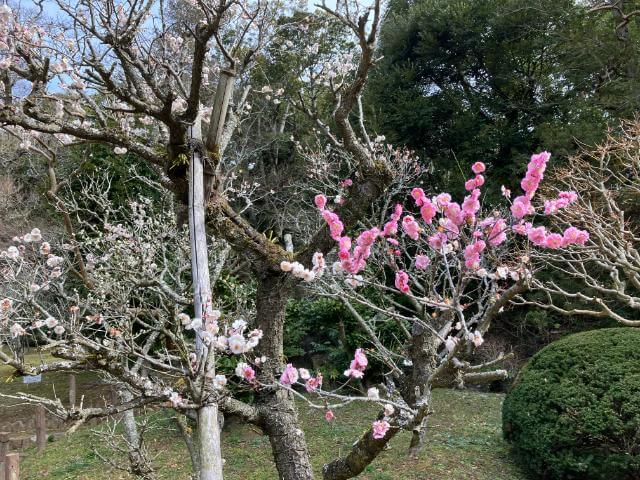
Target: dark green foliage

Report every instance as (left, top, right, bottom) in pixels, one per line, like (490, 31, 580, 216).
(367, 0, 640, 194)
(502, 328, 640, 479)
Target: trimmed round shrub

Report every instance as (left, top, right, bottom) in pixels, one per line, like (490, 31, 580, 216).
(502, 327, 640, 479)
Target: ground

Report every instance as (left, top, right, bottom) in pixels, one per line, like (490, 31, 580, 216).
(10, 387, 527, 480)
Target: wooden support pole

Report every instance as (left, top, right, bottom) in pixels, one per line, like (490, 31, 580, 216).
(35, 405, 46, 455)
(68, 374, 76, 408)
(0, 432, 7, 480)
(4, 453, 18, 480)
(0, 432, 9, 462)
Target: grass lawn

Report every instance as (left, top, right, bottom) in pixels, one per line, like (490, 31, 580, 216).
(17, 388, 527, 480)
(0, 351, 112, 428)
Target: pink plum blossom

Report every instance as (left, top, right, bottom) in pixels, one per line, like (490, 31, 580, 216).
(372, 420, 390, 439)
(279, 363, 299, 386)
(472, 161, 486, 174)
(395, 271, 410, 293)
(415, 254, 430, 270)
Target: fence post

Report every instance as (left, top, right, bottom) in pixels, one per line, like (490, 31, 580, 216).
(35, 405, 46, 455)
(68, 374, 76, 408)
(4, 453, 18, 480)
(0, 432, 8, 480)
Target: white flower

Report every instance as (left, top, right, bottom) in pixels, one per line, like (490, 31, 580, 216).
(30, 284, 41, 293)
(177, 313, 191, 326)
(11, 323, 25, 338)
(33, 320, 45, 329)
(0, 298, 12, 311)
(471, 331, 484, 347)
(113, 147, 128, 155)
(367, 387, 380, 400)
(209, 309, 222, 322)
(45, 317, 58, 328)
(245, 336, 259, 351)
(235, 361, 249, 377)
(187, 318, 202, 330)
(232, 318, 247, 331)
(344, 275, 363, 287)
(445, 336, 458, 352)
(291, 262, 305, 277)
(30, 228, 42, 242)
(384, 404, 395, 417)
(53, 325, 65, 335)
(40, 242, 51, 255)
(496, 266, 509, 279)
(280, 261, 293, 272)
(46, 256, 64, 268)
(213, 374, 227, 390)
(332, 261, 343, 275)
(476, 268, 488, 277)
(6, 246, 19, 259)
(214, 336, 228, 350)
(302, 270, 316, 282)
(227, 334, 246, 355)
(298, 368, 310, 380)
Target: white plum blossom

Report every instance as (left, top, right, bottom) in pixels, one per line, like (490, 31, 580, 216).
(213, 375, 227, 390)
(367, 387, 380, 400)
(45, 317, 58, 328)
(177, 313, 191, 326)
(228, 334, 246, 354)
(53, 325, 65, 335)
(46, 256, 64, 268)
(0, 298, 12, 311)
(10, 323, 25, 338)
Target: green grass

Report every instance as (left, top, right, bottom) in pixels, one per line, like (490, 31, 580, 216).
(0, 351, 112, 427)
(16, 389, 527, 480)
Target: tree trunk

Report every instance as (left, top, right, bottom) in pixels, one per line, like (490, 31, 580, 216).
(189, 114, 224, 480)
(254, 274, 315, 480)
(119, 389, 156, 480)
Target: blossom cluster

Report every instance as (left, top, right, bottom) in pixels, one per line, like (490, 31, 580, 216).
(282, 152, 589, 296)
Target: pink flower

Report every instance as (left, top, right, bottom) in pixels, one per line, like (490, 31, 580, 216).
(513, 221, 532, 236)
(279, 363, 299, 386)
(372, 420, 390, 440)
(395, 270, 410, 293)
(444, 202, 464, 226)
(527, 226, 547, 246)
(563, 226, 589, 246)
(401, 216, 420, 240)
(428, 232, 448, 251)
(325, 410, 335, 422)
(472, 161, 486, 174)
(415, 254, 430, 270)
(462, 189, 481, 219)
(411, 187, 426, 206)
(305, 373, 323, 392)
(544, 233, 563, 249)
(511, 196, 533, 219)
(341, 178, 353, 187)
(314, 194, 327, 210)
(434, 193, 452, 210)
(420, 200, 437, 223)
(344, 348, 368, 378)
(235, 362, 256, 382)
(488, 219, 507, 246)
(353, 348, 368, 369)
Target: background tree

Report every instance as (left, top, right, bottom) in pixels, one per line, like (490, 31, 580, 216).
(366, 0, 640, 193)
